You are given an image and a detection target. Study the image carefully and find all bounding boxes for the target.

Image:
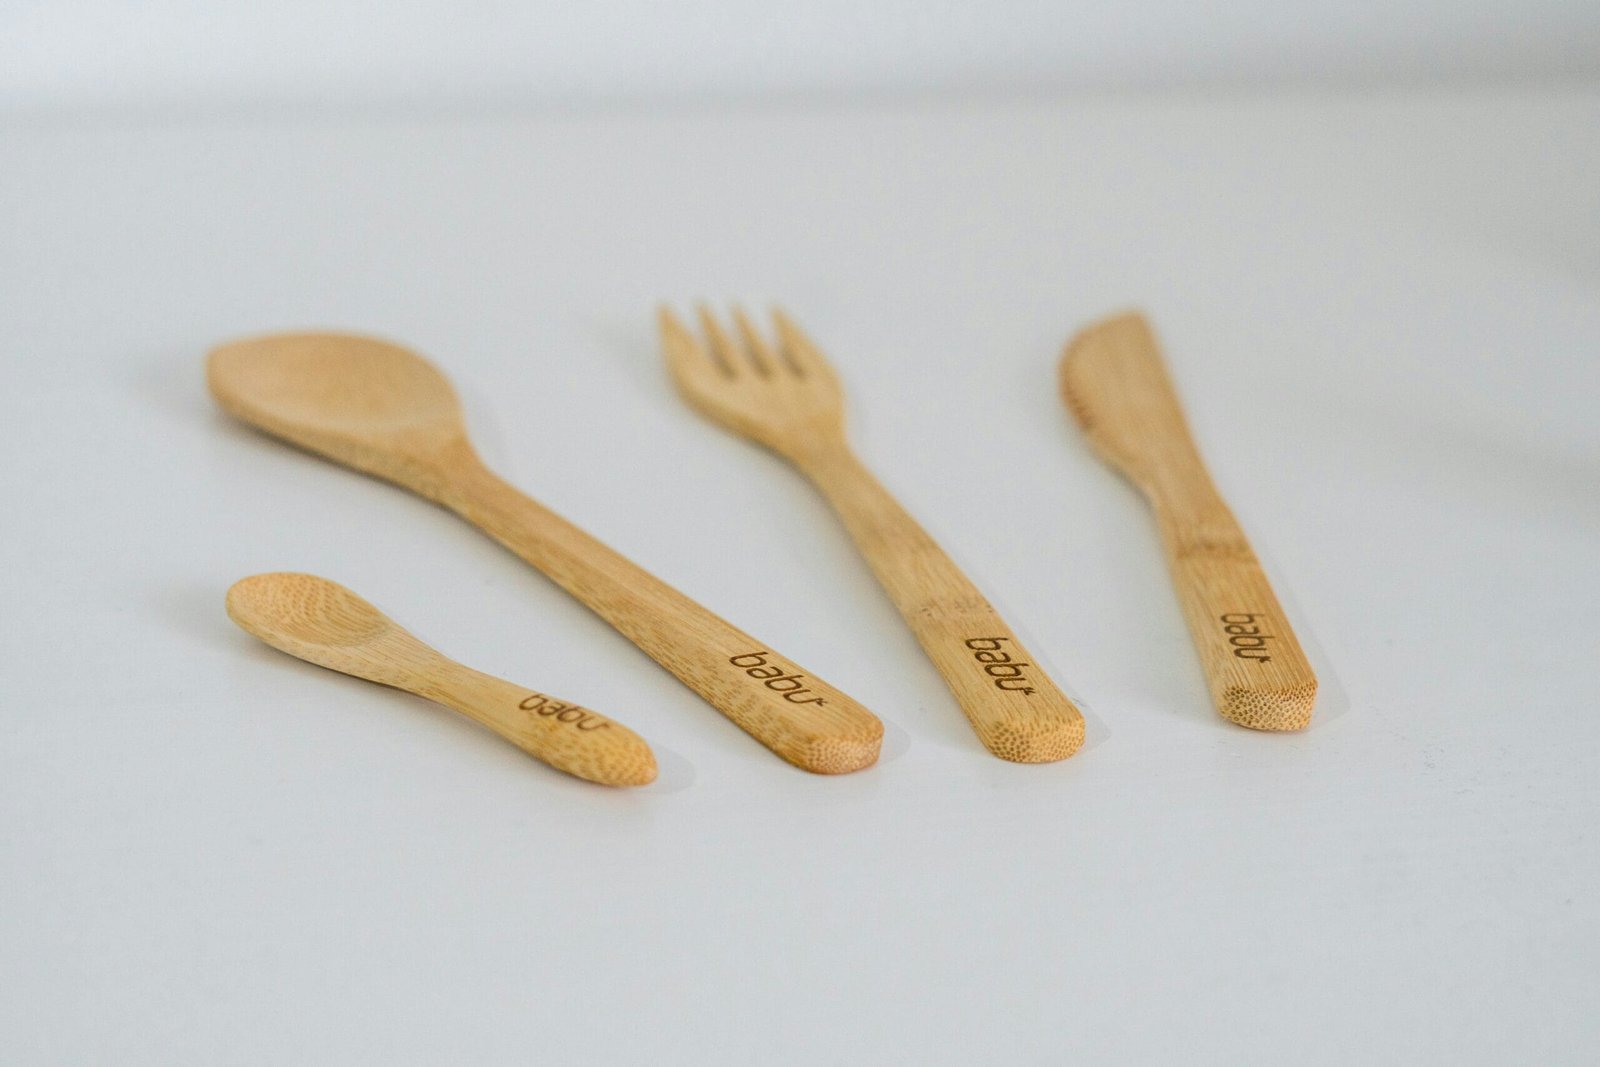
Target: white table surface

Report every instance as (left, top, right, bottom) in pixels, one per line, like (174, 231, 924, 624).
(3, 87, 1598, 1064)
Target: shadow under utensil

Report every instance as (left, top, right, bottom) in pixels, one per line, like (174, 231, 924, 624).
(581, 308, 672, 401)
(641, 744, 698, 794)
(875, 716, 913, 764)
(1253, 548, 1349, 730)
(158, 578, 250, 657)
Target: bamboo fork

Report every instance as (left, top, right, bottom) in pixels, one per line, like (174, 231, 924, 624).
(227, 572, 658, 786)
(208, 333, 884, 774)
(661, 306, 1085, 763)
(1059, 311, 1317, 730)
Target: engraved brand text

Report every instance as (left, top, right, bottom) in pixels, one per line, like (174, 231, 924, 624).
(520, 693, 609, 730)
(729, 652, 827, 706)
(965, 637, 1036, 695)
(1220, 613, 1273, 661)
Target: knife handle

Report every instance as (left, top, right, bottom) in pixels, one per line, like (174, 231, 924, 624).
(1154, 506, 1317, 730)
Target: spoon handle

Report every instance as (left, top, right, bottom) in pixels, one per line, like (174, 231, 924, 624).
(417, 662, 658, 787)
(440, 459, 884, 774)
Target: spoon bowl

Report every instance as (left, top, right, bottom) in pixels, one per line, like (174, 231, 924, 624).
(227, 571, 393, 649)
(208, 333, 468, 490)
(226, 572, 438, 690)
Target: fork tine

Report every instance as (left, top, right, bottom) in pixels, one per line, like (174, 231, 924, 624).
(660, 306, 724, 386)
(731, 305, 780, 378)
(771, 307, 835, 383)
(695, 304, 741, 377)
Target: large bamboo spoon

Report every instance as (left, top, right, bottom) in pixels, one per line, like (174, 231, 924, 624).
(226, 572, 658, 786)
(1059, 311, 1317, 730)
(209, 333, 884, 774)
(662, 306, 1085, 763)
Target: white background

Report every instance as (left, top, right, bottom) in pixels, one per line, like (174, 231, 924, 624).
(3, 0, 1599, 116)
(3, 4, 1599, 1066)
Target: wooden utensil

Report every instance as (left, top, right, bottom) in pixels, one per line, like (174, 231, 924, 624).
(1059, 311, 1317, 730)
(226, 572, 658, 786)
(208, 333, 883, 774)
(661, 306, 1085, 763)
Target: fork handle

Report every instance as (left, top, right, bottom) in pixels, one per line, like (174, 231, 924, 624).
(796, 445, 1085, 762)
(435, 452, 884, 774)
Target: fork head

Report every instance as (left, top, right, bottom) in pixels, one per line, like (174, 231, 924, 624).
(660, 305, 846, 461)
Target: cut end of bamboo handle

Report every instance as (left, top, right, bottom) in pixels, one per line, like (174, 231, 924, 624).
(533, 726, 661, 787)
(1217, 680, 1317, 732)
(976, 713, 1086, 764)
(785, 723, 884, 775)
(587, 742, 660, 787)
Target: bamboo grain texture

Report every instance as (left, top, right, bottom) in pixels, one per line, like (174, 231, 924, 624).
(662, 305, 1085, 763)
(226, 572, 658, 786)
(207, 332, 884, 774)
(1059, 311, 1317, 730)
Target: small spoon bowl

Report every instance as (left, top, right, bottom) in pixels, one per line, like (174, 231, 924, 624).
(226, 572, 434, 690)
(227, 572, 391, 649)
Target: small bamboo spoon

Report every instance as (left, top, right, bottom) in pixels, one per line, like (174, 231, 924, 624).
(208, 333, 883, 774)
(1059, 311, 1317, 730)
(226, 573, 657, 786)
